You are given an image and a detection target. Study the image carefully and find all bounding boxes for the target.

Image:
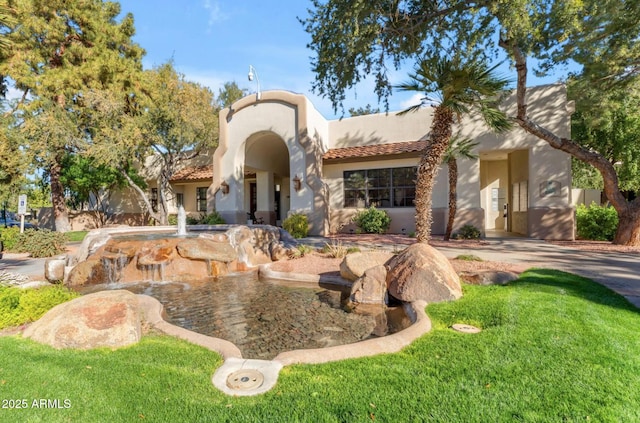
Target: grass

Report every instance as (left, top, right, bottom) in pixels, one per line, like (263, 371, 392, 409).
(65, 231, 88, 242)
(1, 269, 639, 421)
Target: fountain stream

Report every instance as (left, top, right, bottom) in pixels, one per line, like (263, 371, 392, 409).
(177, 205, 187, 236)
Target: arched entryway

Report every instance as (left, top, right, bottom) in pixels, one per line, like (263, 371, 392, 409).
(243, 132, 290, 225)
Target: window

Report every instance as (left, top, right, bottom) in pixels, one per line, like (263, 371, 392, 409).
(343, 167, 416, 208)
(196, 187, 207, 212)
(150, 188, 158, 212)
(176, 193, 184, 208)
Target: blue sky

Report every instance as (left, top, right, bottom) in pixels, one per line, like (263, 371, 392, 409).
(118, 0, 572, 119)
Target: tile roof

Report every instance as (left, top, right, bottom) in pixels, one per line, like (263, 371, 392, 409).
(170, 165, 213, 182)
(323, 140, 428, 161)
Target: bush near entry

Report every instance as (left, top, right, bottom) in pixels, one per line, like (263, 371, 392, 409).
(283, 213, 309, 238)
(353, 206, 391, 234)
(576, 203, 618, 241)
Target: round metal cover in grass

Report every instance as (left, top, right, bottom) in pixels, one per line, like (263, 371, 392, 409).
(226, 369, 265, 390)
(451, 323, 481, 334)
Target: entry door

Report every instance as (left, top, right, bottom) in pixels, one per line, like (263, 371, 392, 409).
(250, 183, 257, 219)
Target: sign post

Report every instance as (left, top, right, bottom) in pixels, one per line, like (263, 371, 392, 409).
(18, 194, 27, 233)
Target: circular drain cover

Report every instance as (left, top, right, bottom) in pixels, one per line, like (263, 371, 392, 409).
(451, 323, 481, 334)
(226, 369, 265, 391)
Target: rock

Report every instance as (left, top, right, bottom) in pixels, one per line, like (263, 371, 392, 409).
(386, 243, 461, 303)
(340, 251, 394, 282)
(269, 242, 290, 261)
(23, 290, 142, 350)
(176, 238, 237, 262)
(45, 257, 66, 282)
(459, 270, 519, 286)
(348, 265, 388, 313)
(137, 240, 176, 266)
(66, 258, 106, 286)
(198, 232, 229, 243)
(227, 226, 272, 267)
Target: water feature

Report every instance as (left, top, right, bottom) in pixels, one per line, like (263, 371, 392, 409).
(80, 274, 411, 360)
(176, 205, 187, 236)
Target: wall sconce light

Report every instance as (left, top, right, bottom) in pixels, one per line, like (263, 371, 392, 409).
(220, 180, 229, 195)
(293, 175, 302, 192)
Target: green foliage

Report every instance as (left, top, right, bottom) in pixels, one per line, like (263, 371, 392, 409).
(217, 81, 248, 108)
(288, 244, 314, 259)
(348, 104, 380, 116)
(576, 203, 619, 241)
(454, 224, 482, 240)
(455, 254, 483, 261)
(15, 229, 67, 258)
(0, 226, 21, 251)
(186, 212, 225, 225)
(282, 213, 309, 239)
(65, 231, 88, 243)
(353, 206, 391, 234)
(0, 285, 79, 329)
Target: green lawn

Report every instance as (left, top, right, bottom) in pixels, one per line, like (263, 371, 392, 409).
(1, 269, 639, 422)
(65, 231, 88, 243)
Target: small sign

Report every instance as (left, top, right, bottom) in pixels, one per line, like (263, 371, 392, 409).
(18, 194, 27, 215)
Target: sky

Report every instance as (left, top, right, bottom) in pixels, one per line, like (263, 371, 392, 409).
(117, 0, 571, 120)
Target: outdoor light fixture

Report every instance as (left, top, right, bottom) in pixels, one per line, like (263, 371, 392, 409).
(293, 174, 302, 191)
(220, 180, 229, 195)
(248, 65, 261, 100)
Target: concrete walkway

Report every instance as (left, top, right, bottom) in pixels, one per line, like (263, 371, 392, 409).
(2, 237, 639, 308)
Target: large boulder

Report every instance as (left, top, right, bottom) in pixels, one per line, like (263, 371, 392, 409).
(348, 265, 388, 314)
(386, 243, 461, 303)
(23, 290, 142, 350)
(177, 237, 238, 263)
(340, 251, 394, 282)
(66, 258, 106, 287)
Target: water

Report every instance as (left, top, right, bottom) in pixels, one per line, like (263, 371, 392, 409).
(177, 206, 187, 236)
(81, 274, 411, 360)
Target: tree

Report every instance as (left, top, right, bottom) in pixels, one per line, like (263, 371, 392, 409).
(570, 84, 640, 196)
(442, 137, 479, 241)
(86, 63, 219, 225)
(217, 81, 248, 109)
(397, 58, 510, 242)
(0, 0, 144, 232)
(348, 104, 380, 117)
(302, 0, 640, 245)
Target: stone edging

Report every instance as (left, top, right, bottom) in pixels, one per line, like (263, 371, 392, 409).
(134, 268, 432, 395)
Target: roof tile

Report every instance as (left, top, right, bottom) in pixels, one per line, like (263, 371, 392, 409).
(170, 165, 213, 182)
(323, 140, 428, 160)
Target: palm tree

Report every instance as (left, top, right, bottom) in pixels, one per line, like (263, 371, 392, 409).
(397, 57, 512, 243)
(443, 137, 479, 241)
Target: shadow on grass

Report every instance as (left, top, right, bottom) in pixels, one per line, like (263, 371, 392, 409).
(515, 268, 640, 314)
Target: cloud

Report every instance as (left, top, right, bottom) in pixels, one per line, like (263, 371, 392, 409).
(399, 93, 425, 110)
(203, 0, 228, 32)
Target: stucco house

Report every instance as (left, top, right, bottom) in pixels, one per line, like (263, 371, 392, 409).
(210, 84, 574, 239)
(97, 83, 575, 240)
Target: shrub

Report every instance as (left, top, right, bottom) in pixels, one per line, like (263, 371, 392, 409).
(0, 285, 79, 329)
(455, 254, 484, 262)
(186, 212, 226, 225)
(288, 244, 314, 258)
(322, 240, 348, 258)
(0, 226, 21, 251)
(576, 203, 618, 241)
(455, 224, 482, 240)
(15, 229, 67, 258)
(353, 206, 391, 234)
(282, 213, 309, 239)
